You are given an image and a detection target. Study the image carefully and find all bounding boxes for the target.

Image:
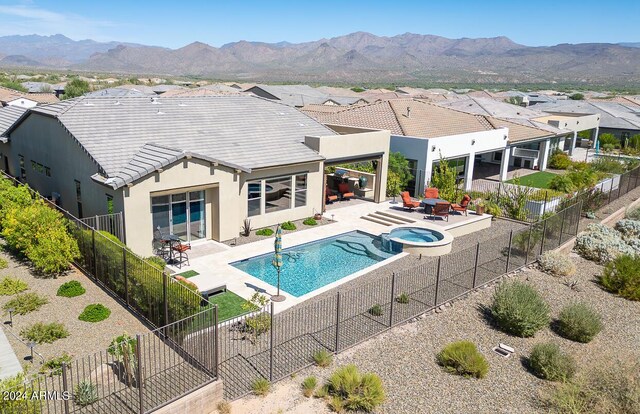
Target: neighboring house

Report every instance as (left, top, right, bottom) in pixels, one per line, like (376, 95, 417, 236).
(0, 86, 24, 106)
(0, 86, 59, 108)
(302, 98, 576, 195)
(0, 95, 389, 256)
(245, 84, 364, 107)
(535, 100, 640, 143)
(84, 88, 150, 98)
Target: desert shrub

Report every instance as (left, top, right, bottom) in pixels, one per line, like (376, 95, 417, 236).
(549, 174, 577, 193)
(145, 255, 166, 270)
(436, 341, 489, 379)
(0, 373, 41, 412)
(598, 133, 621, 150)
(314, 384, 329, 398)
(538, 251, 576, 276)
(78, 304, 111, 322)
(590, 157, 627, 174)
(240, 293, 271, 343)
(3, 292, 48, 315)
(557, 303, 603, 343)
(56, 280, 85, 297)
(528, 342, 576, 381)
(549, 150, 573, 170)
(368, 304, 383, 316)
(0, 257, 7, 269)
(313, 349, 333, 368)
(490, 281, 550, 337)
(255, 228, 274, 236)
(108, 333, 138, 386)
(251, 378, 270, 396)
(396, 292, 409, 304)
(216, 400, 231, 414)
(626, 205, 640, 221)
(614, 219, 640, 240)
(74, 380, 98, 407)
(326, 364, 385, 412)
(302, 376, 317, 397)
(0, 276, 28, 295)
(574, 223, 637, 264)
(600, 254, 640, 301)
(484, 200, 502, 217)
(303, 217, 317, 226)
(21, 322, 69, 344)
(40, 353, 72, 376)
(544, 359, 640, 414)
(281, 221, 296, 231)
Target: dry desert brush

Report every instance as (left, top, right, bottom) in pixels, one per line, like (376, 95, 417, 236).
(490, 281, 550, 337)
(436, 340, 489, 379)
(325, 364, 385, 412)
(557, 302, 603, 343)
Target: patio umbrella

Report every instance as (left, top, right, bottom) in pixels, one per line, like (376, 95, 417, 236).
(271, 224, 285, 302)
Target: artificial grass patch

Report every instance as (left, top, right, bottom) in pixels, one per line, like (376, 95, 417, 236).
(206, 291, 247, 322)
(506, 171, 558, 189)
(177, 270, 199, 279)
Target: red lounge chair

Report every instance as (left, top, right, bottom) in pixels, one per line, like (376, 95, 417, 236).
(432, 202, 450, 221)
(400, 191, 421, 211)
(424, 187, 439, 199)
(451, 194, 471, 216)
(325, 186, 338, 204)
(172, 241, 191, 268)
(337, 183, 355, 200)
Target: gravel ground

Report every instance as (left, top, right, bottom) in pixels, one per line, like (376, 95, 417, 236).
(0, 249, 150, 376)
(230, 253, 640, 414)
(223, 217, 335, 247)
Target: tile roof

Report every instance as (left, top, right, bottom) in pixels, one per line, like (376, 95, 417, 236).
(535, 100, 640, 130)
(0, 105, 27, 137)
(24, 93, 60, 104)
(0, 86, 24, 103)
(85, 88, 149, 98)
(18, 95, 335, 188)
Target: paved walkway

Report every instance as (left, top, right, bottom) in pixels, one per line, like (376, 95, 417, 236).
(0, 326, 22, 380)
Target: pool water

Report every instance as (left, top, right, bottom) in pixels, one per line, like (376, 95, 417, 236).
(232, 231, 397, 297)
(390, 227, 444, 243)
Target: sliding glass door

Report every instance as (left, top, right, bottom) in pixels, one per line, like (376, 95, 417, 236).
(152, 190, 206, 243)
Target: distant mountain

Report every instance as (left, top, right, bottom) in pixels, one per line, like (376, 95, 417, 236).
(619, 42, 640, 48)
(1, 32, 640, 85)
(0, 34, 146, 63)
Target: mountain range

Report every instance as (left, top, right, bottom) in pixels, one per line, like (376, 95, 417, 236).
(1, 33, 639, 85)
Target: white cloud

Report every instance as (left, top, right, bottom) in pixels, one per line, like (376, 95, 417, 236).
(0, 3, 119, 41)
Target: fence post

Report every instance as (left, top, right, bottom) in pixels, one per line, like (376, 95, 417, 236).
(558, 208, 567, 247)
(135, 334, 144, 414)
(123, 246, 129, 308)
(525, 224, 533, 264)
(608, 178, 614, 203)
(269, 302, 274, 381)
(334, 292, 341, 353)
(434, 257, 442, 306)
(389, 273, 396, 327)
(575, 201, 582, 236)
(119, 211, 126, 243)
(213, 305, 219, 378)
(61, 362, 70, 414)
(617, 174, 623, 198)
(543, 191, 548, 215)
(162, 272, 169, 326)
(472, 242, 480, 288)
(497, 182, 501, 200)
(539, 217, 548, 256)
(91, 229, 97, 278)
(505, 230, 513, 273)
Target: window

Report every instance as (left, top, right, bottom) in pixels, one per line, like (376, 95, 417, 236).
(31, 160, 37, 170)
(19, 155, 25, 180)
(75, 180, 83, 218)
(152, 191, 206, 243)
(106, 194, 114, 214)
(247, 180, 262, 217)
(265, 176, 292, 214)
(45, 167, 51, 177)
(294, 174, 307, 207)
(29, 159, 50, 176)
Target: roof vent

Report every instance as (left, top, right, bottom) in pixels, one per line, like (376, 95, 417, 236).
(114, 100, 121, 105)
(151, 97, 160, 104)
(178, 102, 187, 107)
(156, 110, 164, 115)
(406, 107, 411, 117)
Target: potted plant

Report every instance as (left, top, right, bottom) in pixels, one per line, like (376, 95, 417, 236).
(473, 198, 486, 215)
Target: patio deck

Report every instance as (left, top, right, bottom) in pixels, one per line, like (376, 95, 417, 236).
(170, 200, 492, 313)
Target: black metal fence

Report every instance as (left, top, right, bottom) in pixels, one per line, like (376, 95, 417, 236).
(80, 212, 125, 243)
(217, 201, 583, 400)
(2, 307, 219, 414)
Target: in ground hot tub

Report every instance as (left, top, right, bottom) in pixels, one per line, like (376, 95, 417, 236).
(382, 226, 453, 256)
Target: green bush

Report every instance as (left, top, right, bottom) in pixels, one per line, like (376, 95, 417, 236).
(0, 373, 41, 412)
(74, 380, 98, 407)
(145, 255, 166, 271)
(302, 376, 317, 397)
(326, 364, 385, 412)
(590, 157, 627, 174)
(78, 304, 111, 322)
(0, 276, 28, 295)
(21, 322, 69, 344)
(40, 353, 72, 376)
(557, 303, 603, 343)
(598, 133, 621, 149)
(56, 280, 86, 297)
(549, 174, 577, 193)
(255, 228, 274, 236)
(490, 281, 550, 337)
(368, 304, 383, 316)
(108, 333, 138, 386)
(549, 150, 573, 170)
(0, 257, 7, 269)
(251, 377, 270, 396)
(600, 254, 640, 301)
(3, 292, 48, 315)
(303, 217, 317, 226)
(436, 341, 489, 379)
(313, 349, 333, 368)
(281, 221, 296, 231)
(396, 292, 409, 304)
(528, 342, 576, 381)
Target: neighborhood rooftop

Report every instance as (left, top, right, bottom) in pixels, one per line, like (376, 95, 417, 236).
(534, 100, 640, 130)
(8, 95, 336, 188)
(0, 106, 27, 136)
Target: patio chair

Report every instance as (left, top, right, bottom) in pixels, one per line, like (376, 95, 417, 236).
(152, 227, 170, 259)
(337, 183, 355, 201)
(451, 194, 471, 216)
(325, 186, 338, 204)
(424, 187, 439, 199)
(172, 241, 191, 269)
(400, 191, 421, 211)
(431, 202, 451, 221)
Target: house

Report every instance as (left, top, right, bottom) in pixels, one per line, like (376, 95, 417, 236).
(0, 95, 389, 256)
(245, 84, 365, 107)
(0, 86, 59, 108)
(302, 98, 581, 195)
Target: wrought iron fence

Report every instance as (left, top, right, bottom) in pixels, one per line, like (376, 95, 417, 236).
(80, 212, 125, 243)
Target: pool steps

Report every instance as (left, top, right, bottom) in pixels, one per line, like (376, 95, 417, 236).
(360, 210, 416, 226)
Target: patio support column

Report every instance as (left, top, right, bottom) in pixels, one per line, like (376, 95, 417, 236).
(539, 139, 551, 171)
(499, 146, 511, 182)
(592, 126, 599, 148)
(463, 152, 475, 191)
(374, 155, 383, 203)
(569, 131, 578, 156)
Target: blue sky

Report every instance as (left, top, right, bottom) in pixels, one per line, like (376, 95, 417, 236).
(0, 0, 638, 48)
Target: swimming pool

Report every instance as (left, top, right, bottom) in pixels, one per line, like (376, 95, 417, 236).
(382, 226, 453, 256)
(231, 231, 398, 297)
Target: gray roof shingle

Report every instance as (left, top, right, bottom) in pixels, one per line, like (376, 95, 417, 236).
(0, 106, 27, 138)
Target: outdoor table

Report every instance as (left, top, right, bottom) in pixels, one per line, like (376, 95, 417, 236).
(420, 198, 448, 214)
(161, 234, 182, 264)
